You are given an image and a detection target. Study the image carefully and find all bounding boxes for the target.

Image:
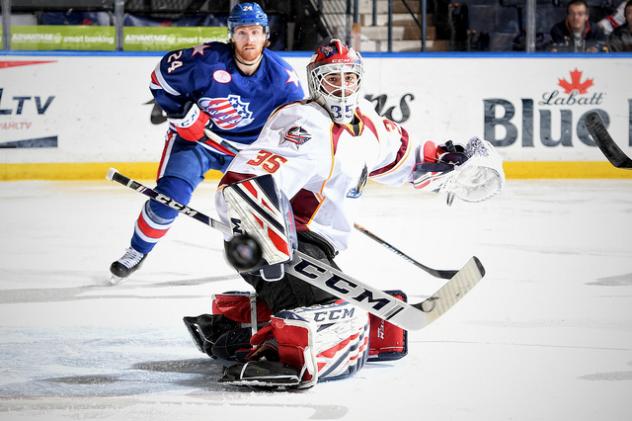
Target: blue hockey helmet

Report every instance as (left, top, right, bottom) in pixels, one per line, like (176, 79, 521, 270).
(228, 2, 269, 35)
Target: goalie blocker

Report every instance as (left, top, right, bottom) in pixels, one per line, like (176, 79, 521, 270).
(183, 290, 408, 388)
(221, 174, 297, 281)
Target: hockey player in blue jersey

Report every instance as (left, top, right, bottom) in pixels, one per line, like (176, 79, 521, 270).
(109, 2, 305, 283)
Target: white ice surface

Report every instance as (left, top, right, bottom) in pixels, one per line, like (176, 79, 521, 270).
(1, 179, 631, 421)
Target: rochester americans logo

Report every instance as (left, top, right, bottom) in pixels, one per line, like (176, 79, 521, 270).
(199, 95, 254, 130)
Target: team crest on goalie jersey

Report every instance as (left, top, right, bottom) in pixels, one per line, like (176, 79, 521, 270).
(282, 126, 311, 148)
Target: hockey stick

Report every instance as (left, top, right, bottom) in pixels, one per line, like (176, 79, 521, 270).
(353, 223, 458, 279)
(586, 111, 632, 170)
(200, 128, 240, 156)
(106, 168, 485, 331)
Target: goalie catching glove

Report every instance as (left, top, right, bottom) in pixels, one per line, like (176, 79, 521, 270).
(413, 137, 504, 203)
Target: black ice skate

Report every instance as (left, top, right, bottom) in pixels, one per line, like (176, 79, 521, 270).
(109, 247, 146, 284)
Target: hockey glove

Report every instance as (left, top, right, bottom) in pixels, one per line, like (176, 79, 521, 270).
(413, 137, 504, 203)
(168, 102, 209, 142)
(440, 137, 504, 202)
(222, 175, 298, 280)
(412, 140, 469, 192)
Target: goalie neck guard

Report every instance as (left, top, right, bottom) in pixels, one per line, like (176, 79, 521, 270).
(307, 39, 363, 124)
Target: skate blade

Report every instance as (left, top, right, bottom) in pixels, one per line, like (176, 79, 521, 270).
(107, 274, 124, 286)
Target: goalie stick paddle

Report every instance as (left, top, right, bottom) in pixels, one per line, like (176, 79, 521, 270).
(353, 223, 458, 279)
(585, 111, 632, 170)
(106, 168, 485, 331)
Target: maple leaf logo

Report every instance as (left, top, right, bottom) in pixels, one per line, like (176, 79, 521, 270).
(558, 68, 593, 94)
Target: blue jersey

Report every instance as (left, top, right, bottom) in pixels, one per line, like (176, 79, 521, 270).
(150, 42, 305, 145)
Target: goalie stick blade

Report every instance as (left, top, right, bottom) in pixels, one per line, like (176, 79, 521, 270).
(585, 112, 632, 169)
(285, 253, 485, 331)
(412, 257, 484, 325)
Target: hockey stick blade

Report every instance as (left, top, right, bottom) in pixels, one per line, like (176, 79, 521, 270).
(585, 111, 632, 169)
(354, 223, 458, 279)
(285, 253, 484, 331)
(106, 168, 485, 331)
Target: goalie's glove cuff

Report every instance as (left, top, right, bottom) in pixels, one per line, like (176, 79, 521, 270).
(168, 102, 210, 142)
(412, 140, 468, 191)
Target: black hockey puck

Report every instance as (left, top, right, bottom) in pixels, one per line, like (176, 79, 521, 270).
(225, 234, 262, 271)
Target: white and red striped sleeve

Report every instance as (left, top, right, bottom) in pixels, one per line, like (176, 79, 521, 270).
(368, 117, 419, 186)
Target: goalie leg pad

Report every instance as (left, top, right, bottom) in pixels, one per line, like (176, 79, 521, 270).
(220, 301, 370, 389)
(183, 291, 271, 361)
(368, 290, 409, 361)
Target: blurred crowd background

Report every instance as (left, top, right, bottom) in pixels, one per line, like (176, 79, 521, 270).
(2, 1, 632, 53)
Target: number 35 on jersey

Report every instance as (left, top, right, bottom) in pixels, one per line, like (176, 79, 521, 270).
(247, 150, 288, 173)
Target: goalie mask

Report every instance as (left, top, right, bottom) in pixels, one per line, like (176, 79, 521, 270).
(307, 39, 363, 124)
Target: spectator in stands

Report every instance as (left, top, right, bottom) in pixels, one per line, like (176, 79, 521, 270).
(608, 0, 632, 51)
(548, 0, 607, 52)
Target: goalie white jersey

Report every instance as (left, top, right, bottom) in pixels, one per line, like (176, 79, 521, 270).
(218, 98, 419, 252)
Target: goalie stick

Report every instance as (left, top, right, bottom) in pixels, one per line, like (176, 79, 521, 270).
(353, 223, 458, 279)
(586, 111, 632, 170)
(106, 168, 485, 331)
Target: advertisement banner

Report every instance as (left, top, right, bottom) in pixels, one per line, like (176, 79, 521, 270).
(123, 27, 228, 51)
(0, 53, 631, 179)
(10, 26, 116, 51)
(3, 26, 227, 51)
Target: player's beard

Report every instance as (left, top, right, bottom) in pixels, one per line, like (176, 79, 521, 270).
(234, 42, 264, 68)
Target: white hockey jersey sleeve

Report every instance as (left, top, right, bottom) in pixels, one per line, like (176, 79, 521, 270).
(364, 112, 419, 187)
